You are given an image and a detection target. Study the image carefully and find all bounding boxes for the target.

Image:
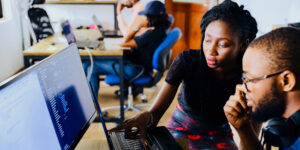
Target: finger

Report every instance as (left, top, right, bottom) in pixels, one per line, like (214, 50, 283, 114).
(234, 85, 248, 110)
(235, 84, 245, 98)
(227, 95, 245, 113)
(125, 129, 140, 139)
(139, 128, 148, 146)
(224, 104, 240, 117)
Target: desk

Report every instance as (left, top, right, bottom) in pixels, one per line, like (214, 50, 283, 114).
(23, 32, 126, 124)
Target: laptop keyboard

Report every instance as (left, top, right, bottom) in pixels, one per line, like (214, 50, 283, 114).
(76, 40, 100, 49)
(116, 132, 146, 150)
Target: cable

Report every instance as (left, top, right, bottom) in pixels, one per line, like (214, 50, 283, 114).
(85, 48, 94, 81)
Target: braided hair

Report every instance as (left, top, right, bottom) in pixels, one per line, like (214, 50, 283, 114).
(200, 0, 258, 49)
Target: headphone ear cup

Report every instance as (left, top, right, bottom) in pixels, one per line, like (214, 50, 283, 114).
(263, 117, 298, 147)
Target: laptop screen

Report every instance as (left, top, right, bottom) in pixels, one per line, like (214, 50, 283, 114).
(0, 44, 96, 150)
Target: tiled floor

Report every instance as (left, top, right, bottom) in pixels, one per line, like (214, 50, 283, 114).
(75, 72, 242, 150)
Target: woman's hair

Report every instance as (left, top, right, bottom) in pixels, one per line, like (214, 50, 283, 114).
(147, 14, 171, 29)
(200, 0, 258, 46)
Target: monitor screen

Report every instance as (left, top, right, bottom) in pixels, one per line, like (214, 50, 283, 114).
(0, 44, 96, 150)
(0, 0, 2, 18)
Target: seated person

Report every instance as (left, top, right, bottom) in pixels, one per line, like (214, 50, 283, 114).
(117, 0, 149, 41)
(86, 1, 171, 99)
(224, 27, 300, 149)
(109, 0, 258, 149)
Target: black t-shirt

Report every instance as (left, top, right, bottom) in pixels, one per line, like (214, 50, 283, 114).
(166, 50, 242, 124)
(125, 27, 166, 72)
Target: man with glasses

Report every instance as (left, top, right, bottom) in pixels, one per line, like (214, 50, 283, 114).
(224, 27, 300, 150)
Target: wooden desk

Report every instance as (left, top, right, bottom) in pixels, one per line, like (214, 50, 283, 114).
(23, 32, 126, 124)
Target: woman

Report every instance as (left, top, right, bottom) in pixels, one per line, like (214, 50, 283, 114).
(85, 0, 170, 100)
(110, 0, 257, 149)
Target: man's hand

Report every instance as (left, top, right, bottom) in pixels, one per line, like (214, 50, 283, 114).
(224, 84, 250, 130)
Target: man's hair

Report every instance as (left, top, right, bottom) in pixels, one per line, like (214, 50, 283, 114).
(200, 0, 257, 46)
(249, 27, 300, 72)
(147, 14, 171, 28)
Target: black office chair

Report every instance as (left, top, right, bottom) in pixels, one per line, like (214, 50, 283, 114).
(103, 28, 182, 114)
(28, 0, 54, 43)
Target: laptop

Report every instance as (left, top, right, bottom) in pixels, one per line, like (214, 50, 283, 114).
(90, 82, 183, 150)
(61, 20, 101, 49)
(93, 15, 123, 38)
(0, 44, 182, 150)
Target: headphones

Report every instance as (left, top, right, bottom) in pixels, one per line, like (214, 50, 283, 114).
(262, 110, 300, 147)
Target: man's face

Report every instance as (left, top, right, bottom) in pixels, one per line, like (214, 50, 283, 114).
(242, 47, 285, 122)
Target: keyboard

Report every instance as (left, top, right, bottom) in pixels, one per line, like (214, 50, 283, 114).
(116, 132, 146, 150)
(76, 40, 100, 49)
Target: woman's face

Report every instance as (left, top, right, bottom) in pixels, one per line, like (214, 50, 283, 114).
(203, 20, 243, 70)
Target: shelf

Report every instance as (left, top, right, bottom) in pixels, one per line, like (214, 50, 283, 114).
(46, 0, 117, 4)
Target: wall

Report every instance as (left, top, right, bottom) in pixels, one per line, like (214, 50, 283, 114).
(43, 4, 115, 32)
(42, 0, 164, 33)
(233, 0, 300, 36)
(0, 0, 23, 82)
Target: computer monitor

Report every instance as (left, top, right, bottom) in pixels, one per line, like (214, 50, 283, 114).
(0, 44, 97, 150)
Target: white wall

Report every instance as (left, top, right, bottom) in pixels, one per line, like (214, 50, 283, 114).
(233, 0, 300, 36)
(43, 4, 115, 32)
(0, 0, 24, 82)
(42, 0, 164, 33)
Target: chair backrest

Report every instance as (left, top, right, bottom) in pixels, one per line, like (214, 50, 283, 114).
(151, 27, 181, 84)
(167, 14, 174, 33)
(28, 2, 54, 42)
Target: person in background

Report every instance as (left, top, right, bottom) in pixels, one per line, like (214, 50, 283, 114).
(87, 1, 170, 100)
(117, 0, 149, 41)
(224, 27, 300, 150)
(110, 0, 258, 149)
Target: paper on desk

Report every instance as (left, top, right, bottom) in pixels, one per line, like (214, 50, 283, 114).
(103, 38, 130, 50)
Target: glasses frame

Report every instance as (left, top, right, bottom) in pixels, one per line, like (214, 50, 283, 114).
(242, 71, 284, 91)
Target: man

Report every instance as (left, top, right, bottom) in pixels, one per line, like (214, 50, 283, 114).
(224, 27, 300, 149)
(117, 0, 148, 41)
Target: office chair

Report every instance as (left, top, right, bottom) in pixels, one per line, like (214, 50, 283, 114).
(167, 14, 174, 33)
(103, 28, 182, 115)
(28, 0, 54, 44)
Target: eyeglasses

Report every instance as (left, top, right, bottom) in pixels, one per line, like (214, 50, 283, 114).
(242, 71, 284, 91)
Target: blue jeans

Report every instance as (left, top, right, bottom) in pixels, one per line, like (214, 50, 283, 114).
(83, 59, 141, 99)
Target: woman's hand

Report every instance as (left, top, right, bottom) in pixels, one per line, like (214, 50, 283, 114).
(224, 84, 250, 130)
(109, 111, 152, 146)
